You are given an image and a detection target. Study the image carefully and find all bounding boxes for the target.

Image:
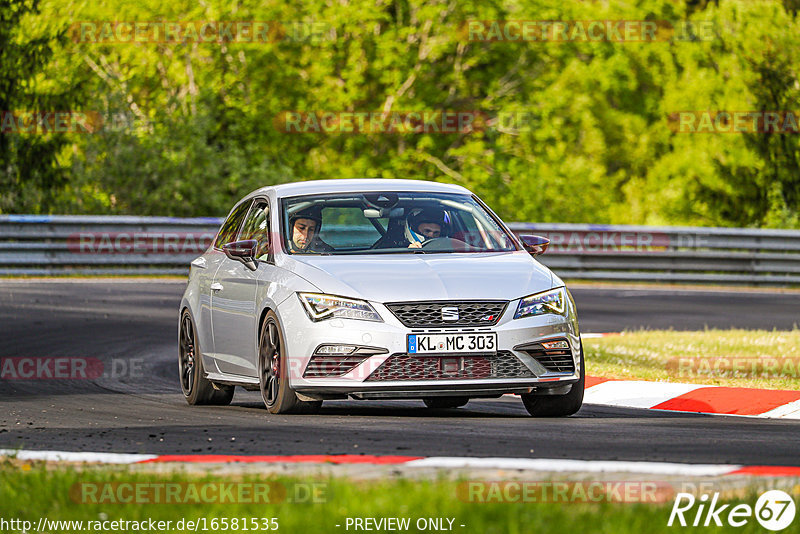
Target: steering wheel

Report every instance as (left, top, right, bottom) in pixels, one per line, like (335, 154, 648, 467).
(419, 237, 476, 251)
(419, 237, 449, 249)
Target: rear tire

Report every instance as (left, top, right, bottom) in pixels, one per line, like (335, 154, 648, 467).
(521, 341, 584, 417)
(423, 397, 469, 409)
(179, 310, 234, 406)
(259, 311, 322, 414)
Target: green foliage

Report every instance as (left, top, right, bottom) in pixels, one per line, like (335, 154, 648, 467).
(0, 0, 85, 212)
(2, 0, 799, 227)
(650, 0, 800, 227)
(0, 464, 776, 534)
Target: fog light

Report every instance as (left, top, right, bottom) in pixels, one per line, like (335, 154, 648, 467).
(315, 344, 357, 355)
(542, 340, 569, 350)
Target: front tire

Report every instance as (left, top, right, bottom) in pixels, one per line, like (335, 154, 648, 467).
(521, 341, 585, 417)
(423, 397, 469, 409)
(179, 310, 234, 406)
(259, 311, 321, 414)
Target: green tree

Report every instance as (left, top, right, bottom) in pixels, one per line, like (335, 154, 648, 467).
(0, 0, 84, 213)
(3, 0, 797, 228)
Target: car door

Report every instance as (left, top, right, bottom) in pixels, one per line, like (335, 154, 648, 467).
(197, 199, 252, 367)
(211, 198, 273, 377)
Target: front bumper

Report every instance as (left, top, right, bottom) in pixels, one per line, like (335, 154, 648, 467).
(278, 293, 581, 400)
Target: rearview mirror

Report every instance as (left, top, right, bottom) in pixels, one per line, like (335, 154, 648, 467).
(519, 234, 550, 257)
(222, 239, 259, 271)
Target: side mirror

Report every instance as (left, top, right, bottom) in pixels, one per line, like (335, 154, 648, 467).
(222, 239, 259, 271)
(519, 234, 550, 257)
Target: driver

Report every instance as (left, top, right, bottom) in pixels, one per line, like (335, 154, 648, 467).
(404, 208, 450, 249)
(288, 207, 334, 253)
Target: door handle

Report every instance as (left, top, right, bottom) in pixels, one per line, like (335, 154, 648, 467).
(210, 282, 223, 292)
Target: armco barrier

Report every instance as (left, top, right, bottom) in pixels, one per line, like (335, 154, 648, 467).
(0, 215, 220, 276)
(1, 215, 799, 285)
(510, 222, 800, 285)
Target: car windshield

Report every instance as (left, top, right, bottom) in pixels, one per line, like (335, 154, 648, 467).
(281, 191, 518, 255)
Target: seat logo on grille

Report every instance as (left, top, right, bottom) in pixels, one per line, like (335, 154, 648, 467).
(441, 307, 460, 321)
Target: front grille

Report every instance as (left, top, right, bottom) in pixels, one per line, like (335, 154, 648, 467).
(385, 301, 508, 328)
(303, 355, 369, 378)
(366, 351, 534, 381)
(525, 348, 575, 373)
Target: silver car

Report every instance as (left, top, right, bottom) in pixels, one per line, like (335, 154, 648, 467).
(178, 179, 584, 416)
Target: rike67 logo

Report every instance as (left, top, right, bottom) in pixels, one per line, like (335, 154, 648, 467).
(668, 490, 796, 530)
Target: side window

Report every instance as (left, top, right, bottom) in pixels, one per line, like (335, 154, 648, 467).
(453, 210, 490, 250)
(214, 200, 252, 249)
(238, 200, 271, 259)
(453, 209, 513, 250)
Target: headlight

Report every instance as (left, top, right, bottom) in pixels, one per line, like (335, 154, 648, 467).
(298, 293, 383, 322)
(514, 287, 566, 319)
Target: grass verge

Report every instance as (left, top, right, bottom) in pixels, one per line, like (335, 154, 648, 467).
(0, 463, 782, 534)
(584, 329, 800, 390)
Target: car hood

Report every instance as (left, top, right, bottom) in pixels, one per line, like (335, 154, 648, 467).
(282, 251, 554, 303)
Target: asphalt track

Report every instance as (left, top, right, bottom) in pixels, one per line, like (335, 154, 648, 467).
(1, 280, 798, 465)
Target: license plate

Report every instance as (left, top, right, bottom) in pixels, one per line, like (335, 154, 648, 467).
(408, 333, 497, 354)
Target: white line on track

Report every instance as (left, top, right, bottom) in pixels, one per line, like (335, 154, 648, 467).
(0, 449, 749, 476)
(403, 457, 741, 476)
(760, 399, 800, 419)
(0, 449, 157, 463)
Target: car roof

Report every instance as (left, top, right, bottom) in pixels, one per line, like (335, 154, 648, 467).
(245, 179, 471, 200)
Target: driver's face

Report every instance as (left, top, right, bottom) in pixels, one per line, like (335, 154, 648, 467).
(292, 218, 318, 249)
(417, 223, 441, 239)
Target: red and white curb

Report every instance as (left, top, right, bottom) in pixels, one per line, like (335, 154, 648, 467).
(2, 449, 800, 477)
(578, 331, 800, 419)
(580, 333, 621, 339)
(583, 377, 800, 419)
